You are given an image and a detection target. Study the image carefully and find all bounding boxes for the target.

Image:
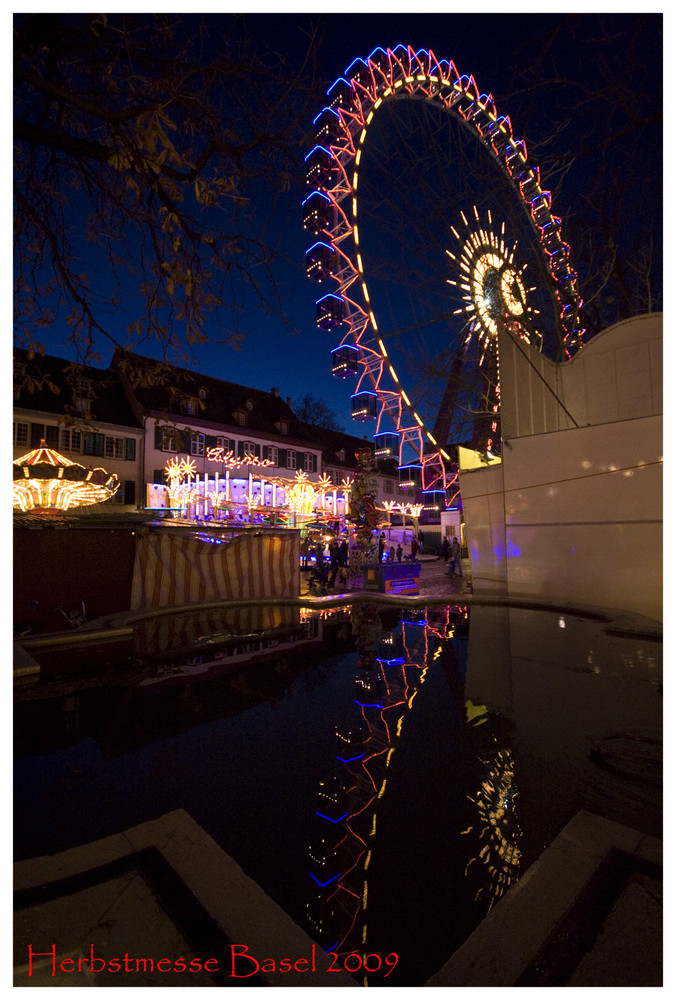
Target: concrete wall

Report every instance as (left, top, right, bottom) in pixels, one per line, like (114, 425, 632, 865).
(499, 313, 662, 439)
(502, 416, 662, 620)
(460, 314, 662, 621)
(459, 463, 508, 596)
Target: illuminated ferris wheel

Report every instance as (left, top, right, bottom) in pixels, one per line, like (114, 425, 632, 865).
(303, 45, 584, 498)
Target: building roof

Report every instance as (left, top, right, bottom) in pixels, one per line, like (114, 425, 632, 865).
(112, 350, 321, 447)
(14, 347, 398, 472)
(13, 348, 142, 430)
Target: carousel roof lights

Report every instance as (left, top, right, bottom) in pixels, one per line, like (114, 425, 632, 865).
(13, 441, 119, 511)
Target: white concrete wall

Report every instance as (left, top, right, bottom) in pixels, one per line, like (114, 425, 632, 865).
(460, 314, 663, 621)
(558, 314, 662, 427)
(502, 415, 662, 620)
(500, 313, 662, 439)
(459, 463, 508, 596)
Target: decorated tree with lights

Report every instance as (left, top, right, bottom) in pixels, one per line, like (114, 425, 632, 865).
(347, 446, 381, 583)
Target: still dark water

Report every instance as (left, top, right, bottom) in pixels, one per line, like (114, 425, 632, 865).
(14, 602, 662, 986)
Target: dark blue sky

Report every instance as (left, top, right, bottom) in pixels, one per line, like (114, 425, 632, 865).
(23, 13, 662, 434)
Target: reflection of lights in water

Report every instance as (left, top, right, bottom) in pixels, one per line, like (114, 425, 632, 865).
(306, 608, 446, 984)
(622, 648, 659, 671)
(463, 733, 523, 910)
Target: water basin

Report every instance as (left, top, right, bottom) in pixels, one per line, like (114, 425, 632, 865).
(14, 599, 662, 986)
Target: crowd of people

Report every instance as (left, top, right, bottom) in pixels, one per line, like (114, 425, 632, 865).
(377, 531, 423, 564)
(302, 529, 464, 593)
(302, 535, 349, 592)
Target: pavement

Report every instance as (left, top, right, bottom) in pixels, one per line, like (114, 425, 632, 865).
(14, 807, 662, 988)
(428, 809, 662, 987)
(301, 552, 472, 599)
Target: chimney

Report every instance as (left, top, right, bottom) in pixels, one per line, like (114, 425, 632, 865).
(271, 387, 279, 397)
(286, 397, 292, 407)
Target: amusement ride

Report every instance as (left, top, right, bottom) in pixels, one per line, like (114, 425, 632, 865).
(304, 45, 585, 508)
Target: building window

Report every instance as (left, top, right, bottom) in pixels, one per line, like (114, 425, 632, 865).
(162, 428, 177, 453)
(59, 429, 83, 454)
(13, 362, 25, 400)
(217, 436, 231, 452)
(303, 452, 317, 473)
(183, 396, 200, 416)
(84, 432, 105, 457)
(266, 445, 278, 466)
(235, 411, 248, 427)
(384, 479, 394, 494)
(242, 440, 257, 458)
(13, 422, 29, 448)
(74, 397, 92, 418)
(104, 436, 126, 459)
(286, 450, 297, 470)
(191, 433, 205, 457)
(43, 424, 58, 448)
(74, 378, 93, 417)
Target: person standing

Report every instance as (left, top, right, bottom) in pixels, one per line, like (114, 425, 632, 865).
(411, 536, 419, 561)
(448, 536, 462, 577)
(441, 536, 451, 563)
(334, 537, 349, 589)
(378, 533, 386, 563)
(396, 542, 403, 563)
(315, 541, 328, 585)
(328, 538, 340, 588)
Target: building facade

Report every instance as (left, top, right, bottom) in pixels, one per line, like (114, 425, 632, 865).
(13, 350, 145, 508)
(14, 347, 412, 520)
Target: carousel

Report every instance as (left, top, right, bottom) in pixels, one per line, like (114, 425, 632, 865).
(13, 441, 120, 512)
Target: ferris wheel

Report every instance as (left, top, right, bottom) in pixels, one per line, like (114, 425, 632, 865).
(303, 45, 584, 498)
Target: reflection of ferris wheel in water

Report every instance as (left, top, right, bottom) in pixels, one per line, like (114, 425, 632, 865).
(303, 45, 585, 499)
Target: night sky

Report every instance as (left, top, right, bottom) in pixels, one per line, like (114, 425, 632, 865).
(14, 12, 663, 435)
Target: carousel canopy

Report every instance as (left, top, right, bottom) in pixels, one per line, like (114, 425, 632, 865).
(13, 441, 120, 511)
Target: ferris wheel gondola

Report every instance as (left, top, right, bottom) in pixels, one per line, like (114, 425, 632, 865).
(304, 45, 584, 499)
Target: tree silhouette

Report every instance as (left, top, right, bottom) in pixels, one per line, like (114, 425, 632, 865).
(14, 12, 318, 364)
(294, 394, 344, 432)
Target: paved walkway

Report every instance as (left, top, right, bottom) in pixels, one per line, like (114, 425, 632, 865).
(301, 553, 472, 599)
